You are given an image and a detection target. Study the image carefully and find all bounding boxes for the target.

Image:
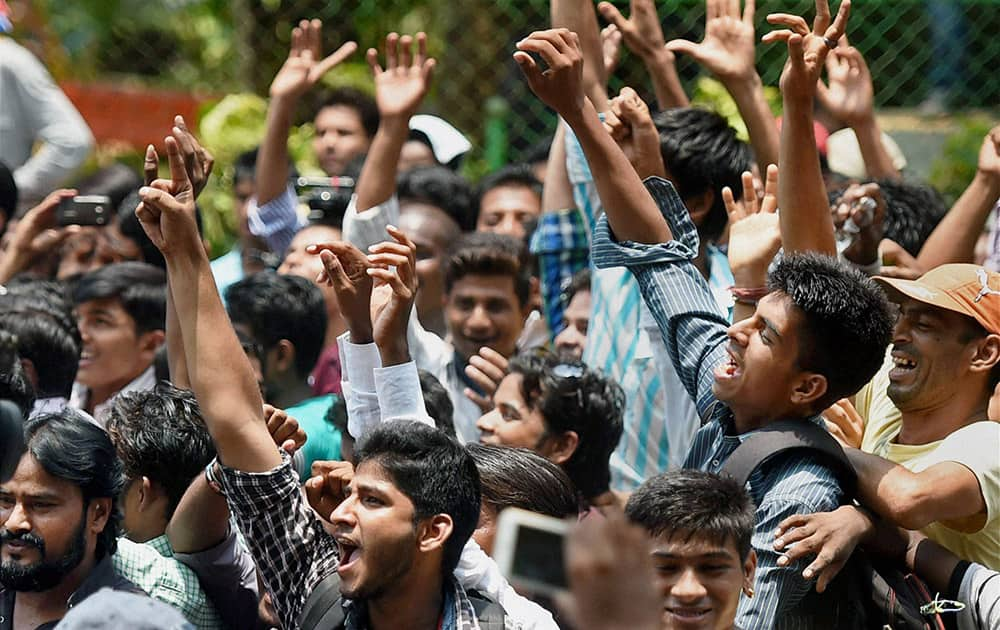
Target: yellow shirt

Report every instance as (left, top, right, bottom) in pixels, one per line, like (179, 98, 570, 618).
(856, 357, 1000, 570)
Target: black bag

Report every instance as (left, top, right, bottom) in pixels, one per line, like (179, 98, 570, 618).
(723, 420, 950, 630)
(298, 571, 507, 629)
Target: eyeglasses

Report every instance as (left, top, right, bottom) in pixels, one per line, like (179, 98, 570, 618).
(549, 362, 585, 407)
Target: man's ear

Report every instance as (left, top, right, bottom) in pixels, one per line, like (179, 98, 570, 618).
(272, 339, 297, 374)
(791, 373, 828, 408)
(417, 514, 454, 555)
(541, 430, 579, 466)
(970, 334, 1000, 375)
(683, 189, 715, 227)
(89, 497, 112, 536)
(137, 476, 155, 512)
(139, 329, 166, 357)
(743, 549, 758, 596)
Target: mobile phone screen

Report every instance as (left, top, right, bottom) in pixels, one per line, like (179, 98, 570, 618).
(511, 526, 567, 589)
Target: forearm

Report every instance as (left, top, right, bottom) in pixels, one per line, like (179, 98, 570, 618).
(778, 97, 836, 255)
(645, 50, 689, 110)
(852, 117, 900, 181)
(166, 476, 230, 553)
(552, 0, 609, 111)
(543, 123, 574, 211)
(907, 532, 962, 595)
(0, 250, 28, 285)
(563, 101, 671, 244)
(355, 117, 408, 213)
(255, 97, 296, 206)
(918, 172, 1000, 268)
(726, 76, 779, 171)
(165, 285, 190, 388)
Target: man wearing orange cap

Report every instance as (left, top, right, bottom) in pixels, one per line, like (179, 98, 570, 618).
(846, 264, 1000, 569)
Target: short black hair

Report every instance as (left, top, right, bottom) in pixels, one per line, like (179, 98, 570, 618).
(474, 164, 542, 213)
(398, 166, 476, 233)
(654, 108, 752, 242)
(354, 421, 480, 575)
(561, 267, 591, 307)
(508, 353, 625, 500)
(626, 469, 756, 561)
(0, 290, 81, 399)
(233, 147, 259, 186)
(24, 411, 124, 559)
(418, 370, 455, 438)
(72, 262, 167, 335)
(116, 191, 204, 270)
(106, 383, 216, 521)
(75, 163, 143, 212)
(466, 443, 578, 518)
(225, 271, 327, 378)
(317, 87, 379, 139)
(767, 253, 894, 409)
(0, 161, 18, 230)
(444, 232, 532, 307)
(871, 179, 947, 256)
(0, 330, 34, 416)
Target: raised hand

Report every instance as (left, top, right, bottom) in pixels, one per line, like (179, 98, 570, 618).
(367, 32, 436, 120)
(144, 115, 215, 199)
(597, 0, 669, 64)
(305, 460, 354, 523)
(601, 24, 623, 75)
(263, 404, 307, 454)
(762, 0, 851, 102)
(367, 226, 419, 366)
(603, 86, 666, 180)
(816, 43, 874, 128)
(666, 0, 758, 84)
(725, 164, 780, 283)
(136, 135, 201, 257)
(831, 181, 886, 265)
(977, 125, 1000, 179)
(514, 29, 586, 118)
(463, 347, 509, 413)
(269, 19, 357, 101)
(0, 189, 78, 283)
(774, 505, 874, 593)
(307, 241, 374, 342)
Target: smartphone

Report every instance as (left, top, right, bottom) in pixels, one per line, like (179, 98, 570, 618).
(493, 508, 570, 598)
(57, 195, 111, 227)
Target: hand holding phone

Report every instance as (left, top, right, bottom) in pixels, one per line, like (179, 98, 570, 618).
(57, 195, 112, 227)
(493, 508, 570, 598)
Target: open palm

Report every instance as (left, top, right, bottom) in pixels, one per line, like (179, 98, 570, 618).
(270, 19, 357, 100)
(667, 0, 757, 83)
(368, 33, 436, 119)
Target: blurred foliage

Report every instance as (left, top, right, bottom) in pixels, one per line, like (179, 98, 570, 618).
(929, 116, 994, 204)
(691, 77, 781, 143)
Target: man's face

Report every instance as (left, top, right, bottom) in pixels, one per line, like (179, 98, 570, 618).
(445, 274, 526, 362)
(57, 227, 142, 280)
(476, 373, 548, 450)
(76, 297, 160, 394)
(329, 460, 421, 600)
(313, 105, 371, 176)
(233, 178, 256, 239)
(711, 293, 809, 424)
(0, 454, 95, 592)
(886, 298, 984, 410)
(475, 185, 541, 242)
(398, 140, 437, 173)
(554, 289, 591, 361)
(651, 533, 754, 630)
(397, 203, 461, 331)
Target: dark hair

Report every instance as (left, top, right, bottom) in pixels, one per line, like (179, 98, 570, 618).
(561, 268, 591, 307)
(872, 179, 948, 256)
(520, 137, 552, 166)
(24, 411, 124, 559)
(233, 147, 259, 186)
(325, 395, 348, 435)
(398, 166, 476, 232)
(0, 161, 18, 230)
(75, 164, 143, 212)
(474, 164, 542, 213)
(0, 330, 34, 416)
(354, 421, 480, 575)
(106, 383, 215, 521)
(72, 262, 167, 335)
(654, 108, 752, 242)
(466, 443, 578, 518)
(317, 87, 379, 139)
(508, 353, 625, 499)
(767, 253, 893, 408)
(225, 271, 327, 377)
(116, 191, 204, 270)
(418, 370, 455, 437)
(0, 291, 81, 398)
(444, 232, 532, 307)
(626, 469, 756, 561)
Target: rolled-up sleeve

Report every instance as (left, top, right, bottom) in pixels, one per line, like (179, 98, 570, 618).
(247, 185, 304, 257)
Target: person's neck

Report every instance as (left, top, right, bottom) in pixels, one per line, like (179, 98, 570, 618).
(367, 571, 445, 630)
(731, 405, 805, 435)
(86, 369, 146, 412)
(897, 391, 991, 445)
(270, 378, 315, 410)
(14, 551, 97, 627)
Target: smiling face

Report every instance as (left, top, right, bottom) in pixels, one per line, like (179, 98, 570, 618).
(75, 297, 160, 396)
(328, 460, 421, 600)
(445, 274, 526, 362)
(476, 373, 548, 450)
(651, 533, 754, 630)
(313, 105, 371, 176)
(712, 293, 819, 427)
(554, 289, 591, 361)
(886, 298, 986, 410)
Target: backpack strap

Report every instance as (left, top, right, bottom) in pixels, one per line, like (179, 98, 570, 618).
(299, 572, 346, 630)
(722, 419, 857, 498)
(466, 590, 506, 630)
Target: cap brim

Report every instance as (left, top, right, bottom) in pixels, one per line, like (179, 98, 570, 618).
(873, 275, 970, 318)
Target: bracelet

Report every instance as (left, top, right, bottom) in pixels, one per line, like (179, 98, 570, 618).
(728, 286, 769, 306)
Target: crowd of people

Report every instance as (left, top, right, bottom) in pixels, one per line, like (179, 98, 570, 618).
(0, 0, 998, 628)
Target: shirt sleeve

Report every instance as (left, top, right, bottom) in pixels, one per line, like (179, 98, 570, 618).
(925, 421, 1000, 527)
(173, 528, 260, 630)
(339, 332, 382, 439)
(218, 454, 339, 629)
(342, 194, 401, 251)
(374, 361, 434, 427)
(247, 185, 305, 257)
(957, 562, 1000, 630)
(590, 177, 730, 420)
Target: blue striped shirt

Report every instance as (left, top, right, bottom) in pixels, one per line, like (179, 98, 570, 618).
(591, 177, 843, 630)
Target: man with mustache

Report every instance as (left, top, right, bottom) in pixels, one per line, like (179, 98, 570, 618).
(0, 411, 143, 629)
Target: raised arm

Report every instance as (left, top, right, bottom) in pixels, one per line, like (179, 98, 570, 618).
(0, 188, 76, 284)
(598, 0, 689, 109)
(256, 20, 356, 206)
(137, 136, 279, 472)
(354, 33, 436, 212)
(816, 43, 900, 180)
(724, 164, 781, 323)
(762, 0, 850, 255)
(666, 0, 779, 169)
(917, 126, 1000, 269)
(551, 0, 610, 111)
(515, 29, 670, 244)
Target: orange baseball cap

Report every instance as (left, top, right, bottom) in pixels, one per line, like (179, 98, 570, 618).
(874, 264, 1000, 334)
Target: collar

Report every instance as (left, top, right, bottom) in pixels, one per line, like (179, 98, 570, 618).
(143, 535, 173, 559)
(70, 365, 157, 424)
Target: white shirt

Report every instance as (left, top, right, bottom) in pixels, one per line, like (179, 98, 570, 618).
(69, 364, 157, 425)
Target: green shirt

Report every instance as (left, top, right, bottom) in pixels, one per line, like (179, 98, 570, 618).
(288, 394, 342, 479)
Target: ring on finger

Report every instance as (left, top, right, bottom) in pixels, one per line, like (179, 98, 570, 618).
(823, 36, 838, 49)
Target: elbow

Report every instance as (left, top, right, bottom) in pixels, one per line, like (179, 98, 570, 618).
(883, 485, 935, 530)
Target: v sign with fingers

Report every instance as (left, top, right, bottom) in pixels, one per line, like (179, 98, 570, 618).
(367, 32, 436, 121)
(269, 19, 357, 101)
(762, 0, 851, 103)
(136, 136, 201, 257)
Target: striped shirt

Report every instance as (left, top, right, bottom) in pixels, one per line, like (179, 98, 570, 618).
(591, 177, 844, 630)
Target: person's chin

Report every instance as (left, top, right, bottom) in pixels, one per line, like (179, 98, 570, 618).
(662, 606, 715, 629)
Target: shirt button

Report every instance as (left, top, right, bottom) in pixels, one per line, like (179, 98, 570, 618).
(711, 459, 720, 467)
